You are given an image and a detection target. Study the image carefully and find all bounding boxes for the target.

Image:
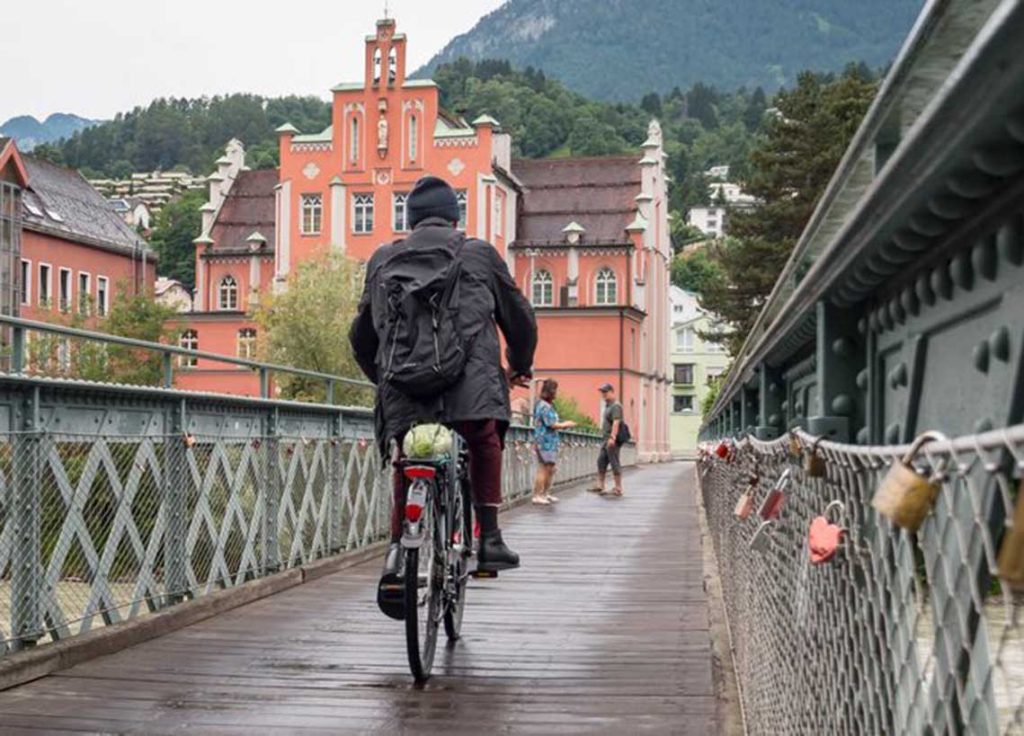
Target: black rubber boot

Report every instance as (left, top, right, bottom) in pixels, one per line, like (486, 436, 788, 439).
(477, 530, 520, 572)
(376, 543, 405, 620)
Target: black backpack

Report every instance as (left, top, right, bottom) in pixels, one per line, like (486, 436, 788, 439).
(376, 233, 468, 401)
(615, 421, 632, 446)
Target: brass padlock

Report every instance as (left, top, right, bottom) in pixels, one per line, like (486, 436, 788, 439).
(803, 437, 827, 478)
(871, 431, 948, 531)
(997, 478, 1024, 591)
(788, 432, 802, 459)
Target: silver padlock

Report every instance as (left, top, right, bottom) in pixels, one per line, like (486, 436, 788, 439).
(749, 520, 776, 551)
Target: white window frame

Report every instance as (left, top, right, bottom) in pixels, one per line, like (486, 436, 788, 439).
(96, 276, 109, 317)
(19, 258, 30, 307)
(353, 193, 374, 234)
(219, 275, 239, 310)
(677, 327, 695, 352)
(595, 267, 618, 305)
(456, 190, 468, 230)
(300, 193, 323, 235)
(673, 395, 695, 414)
(179, 329, 199, 368)
(532, 269, 554, 307)
(38, 262, 52, 308)
(237, 328, 257, 360)
(393, 193, 409, 232)
(58, 267, 72, 313)
(78, 271, 91, 315)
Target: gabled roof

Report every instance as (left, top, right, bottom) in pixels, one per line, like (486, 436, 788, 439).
(208, 169, 277, 254)
(21, 155, 153, 257)
(512, 156, 642, 244)
(0, 137, 29, 187)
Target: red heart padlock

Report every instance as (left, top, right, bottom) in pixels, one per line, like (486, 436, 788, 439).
(808, 501, 845, 565)
(715, 441, 730, 459)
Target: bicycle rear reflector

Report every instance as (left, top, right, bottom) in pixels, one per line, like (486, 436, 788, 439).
(404, 466, 437, 480)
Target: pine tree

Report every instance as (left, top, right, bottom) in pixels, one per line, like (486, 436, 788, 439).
(700, 66, 876, 354)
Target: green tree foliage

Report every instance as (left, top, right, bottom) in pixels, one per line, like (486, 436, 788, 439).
(252, 255, 372, 406)
(671, 248, 725, 294)
(699, 66, 877, 354)
(148, 189, 206, 290)
(28, 287, 179, 386)
(701, 373, 724, 417)
(45, 94, 331, 177)
(553, 395, 599, 432)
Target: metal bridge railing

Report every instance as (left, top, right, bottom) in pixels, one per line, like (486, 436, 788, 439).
(0, 419, 611, 658)
(698, 427, 1024, 735)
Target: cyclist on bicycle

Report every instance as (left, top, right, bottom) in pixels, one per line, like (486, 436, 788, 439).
(349, 175, 537, 611)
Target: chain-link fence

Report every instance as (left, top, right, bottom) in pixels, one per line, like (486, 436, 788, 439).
(0, 423, 612, 658)
(698, 427, 1024, 735)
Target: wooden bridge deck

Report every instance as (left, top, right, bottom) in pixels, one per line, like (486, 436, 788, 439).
(0, 462, 717, 734)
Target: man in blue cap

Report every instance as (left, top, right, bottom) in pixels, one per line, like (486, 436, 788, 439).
(350, 175, 537, 618)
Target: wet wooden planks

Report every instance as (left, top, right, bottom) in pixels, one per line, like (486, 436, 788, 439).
(0, 462, 715, 734)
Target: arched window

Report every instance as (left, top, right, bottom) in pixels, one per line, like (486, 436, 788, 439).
(408, 115, 418, 162)
(218, 275, 238, 310)
(237, 328, 257, 359)
(532, 269, 554, 307)
(179, 329, 198, 368)
(373, 48, 382, 85)
(388, 47, 398, 84)
(349, 116, 360, 165)
(595, 267, 617, 305)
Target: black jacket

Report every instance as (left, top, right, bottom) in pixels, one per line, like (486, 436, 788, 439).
(349, 217, 537, 455)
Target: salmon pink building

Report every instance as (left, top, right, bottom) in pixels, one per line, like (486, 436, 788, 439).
(180, 18, 670, 460)
(0, 137, 156, 329)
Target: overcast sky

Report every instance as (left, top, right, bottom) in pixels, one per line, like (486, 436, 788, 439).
(3, 0, 506, 122)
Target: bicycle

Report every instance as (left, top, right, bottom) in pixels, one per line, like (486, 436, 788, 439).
(398, 432, 473, 682)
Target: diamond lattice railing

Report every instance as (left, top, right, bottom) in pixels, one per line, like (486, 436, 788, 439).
(698, 428, 1024, 735)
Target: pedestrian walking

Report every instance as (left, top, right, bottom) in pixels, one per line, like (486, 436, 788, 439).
(532, 379, 576, 505)
(588, 382, 626, 496)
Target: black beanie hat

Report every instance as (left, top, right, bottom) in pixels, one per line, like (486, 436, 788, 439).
(407, 176, 460, 229)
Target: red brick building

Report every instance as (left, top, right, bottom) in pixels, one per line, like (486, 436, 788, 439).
(178, 18, 671, 459)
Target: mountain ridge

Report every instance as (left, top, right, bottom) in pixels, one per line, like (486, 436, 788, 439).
(0, 113, 99, 150)
(418, 0, 923, 100)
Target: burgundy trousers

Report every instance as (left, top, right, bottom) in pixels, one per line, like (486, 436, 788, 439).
(390, 419, 503, 540)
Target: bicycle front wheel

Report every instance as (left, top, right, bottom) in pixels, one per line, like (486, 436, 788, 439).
(405, 498, 441, 682)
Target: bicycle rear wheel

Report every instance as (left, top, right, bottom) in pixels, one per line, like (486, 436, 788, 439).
(444, 479, 473, 640)
(405, 496, 441, 682)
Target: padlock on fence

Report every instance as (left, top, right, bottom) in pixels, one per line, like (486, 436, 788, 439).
(715, 440, 731, 459)
(808, 501, 845, 565)
(997, 478, 1024, 591)
(788, 432, 802, 459)
(734, 476, 758, 520)
(758, 468, 790, 520)
(803, 437, 827, 478)
(871, 431, 947, 532)
(749, 520, 776, 552)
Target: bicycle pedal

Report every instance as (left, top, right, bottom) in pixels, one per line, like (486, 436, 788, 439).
(471, 569, 498, 579)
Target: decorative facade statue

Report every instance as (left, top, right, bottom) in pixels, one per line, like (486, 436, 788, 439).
(377, 117, 389, 153)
